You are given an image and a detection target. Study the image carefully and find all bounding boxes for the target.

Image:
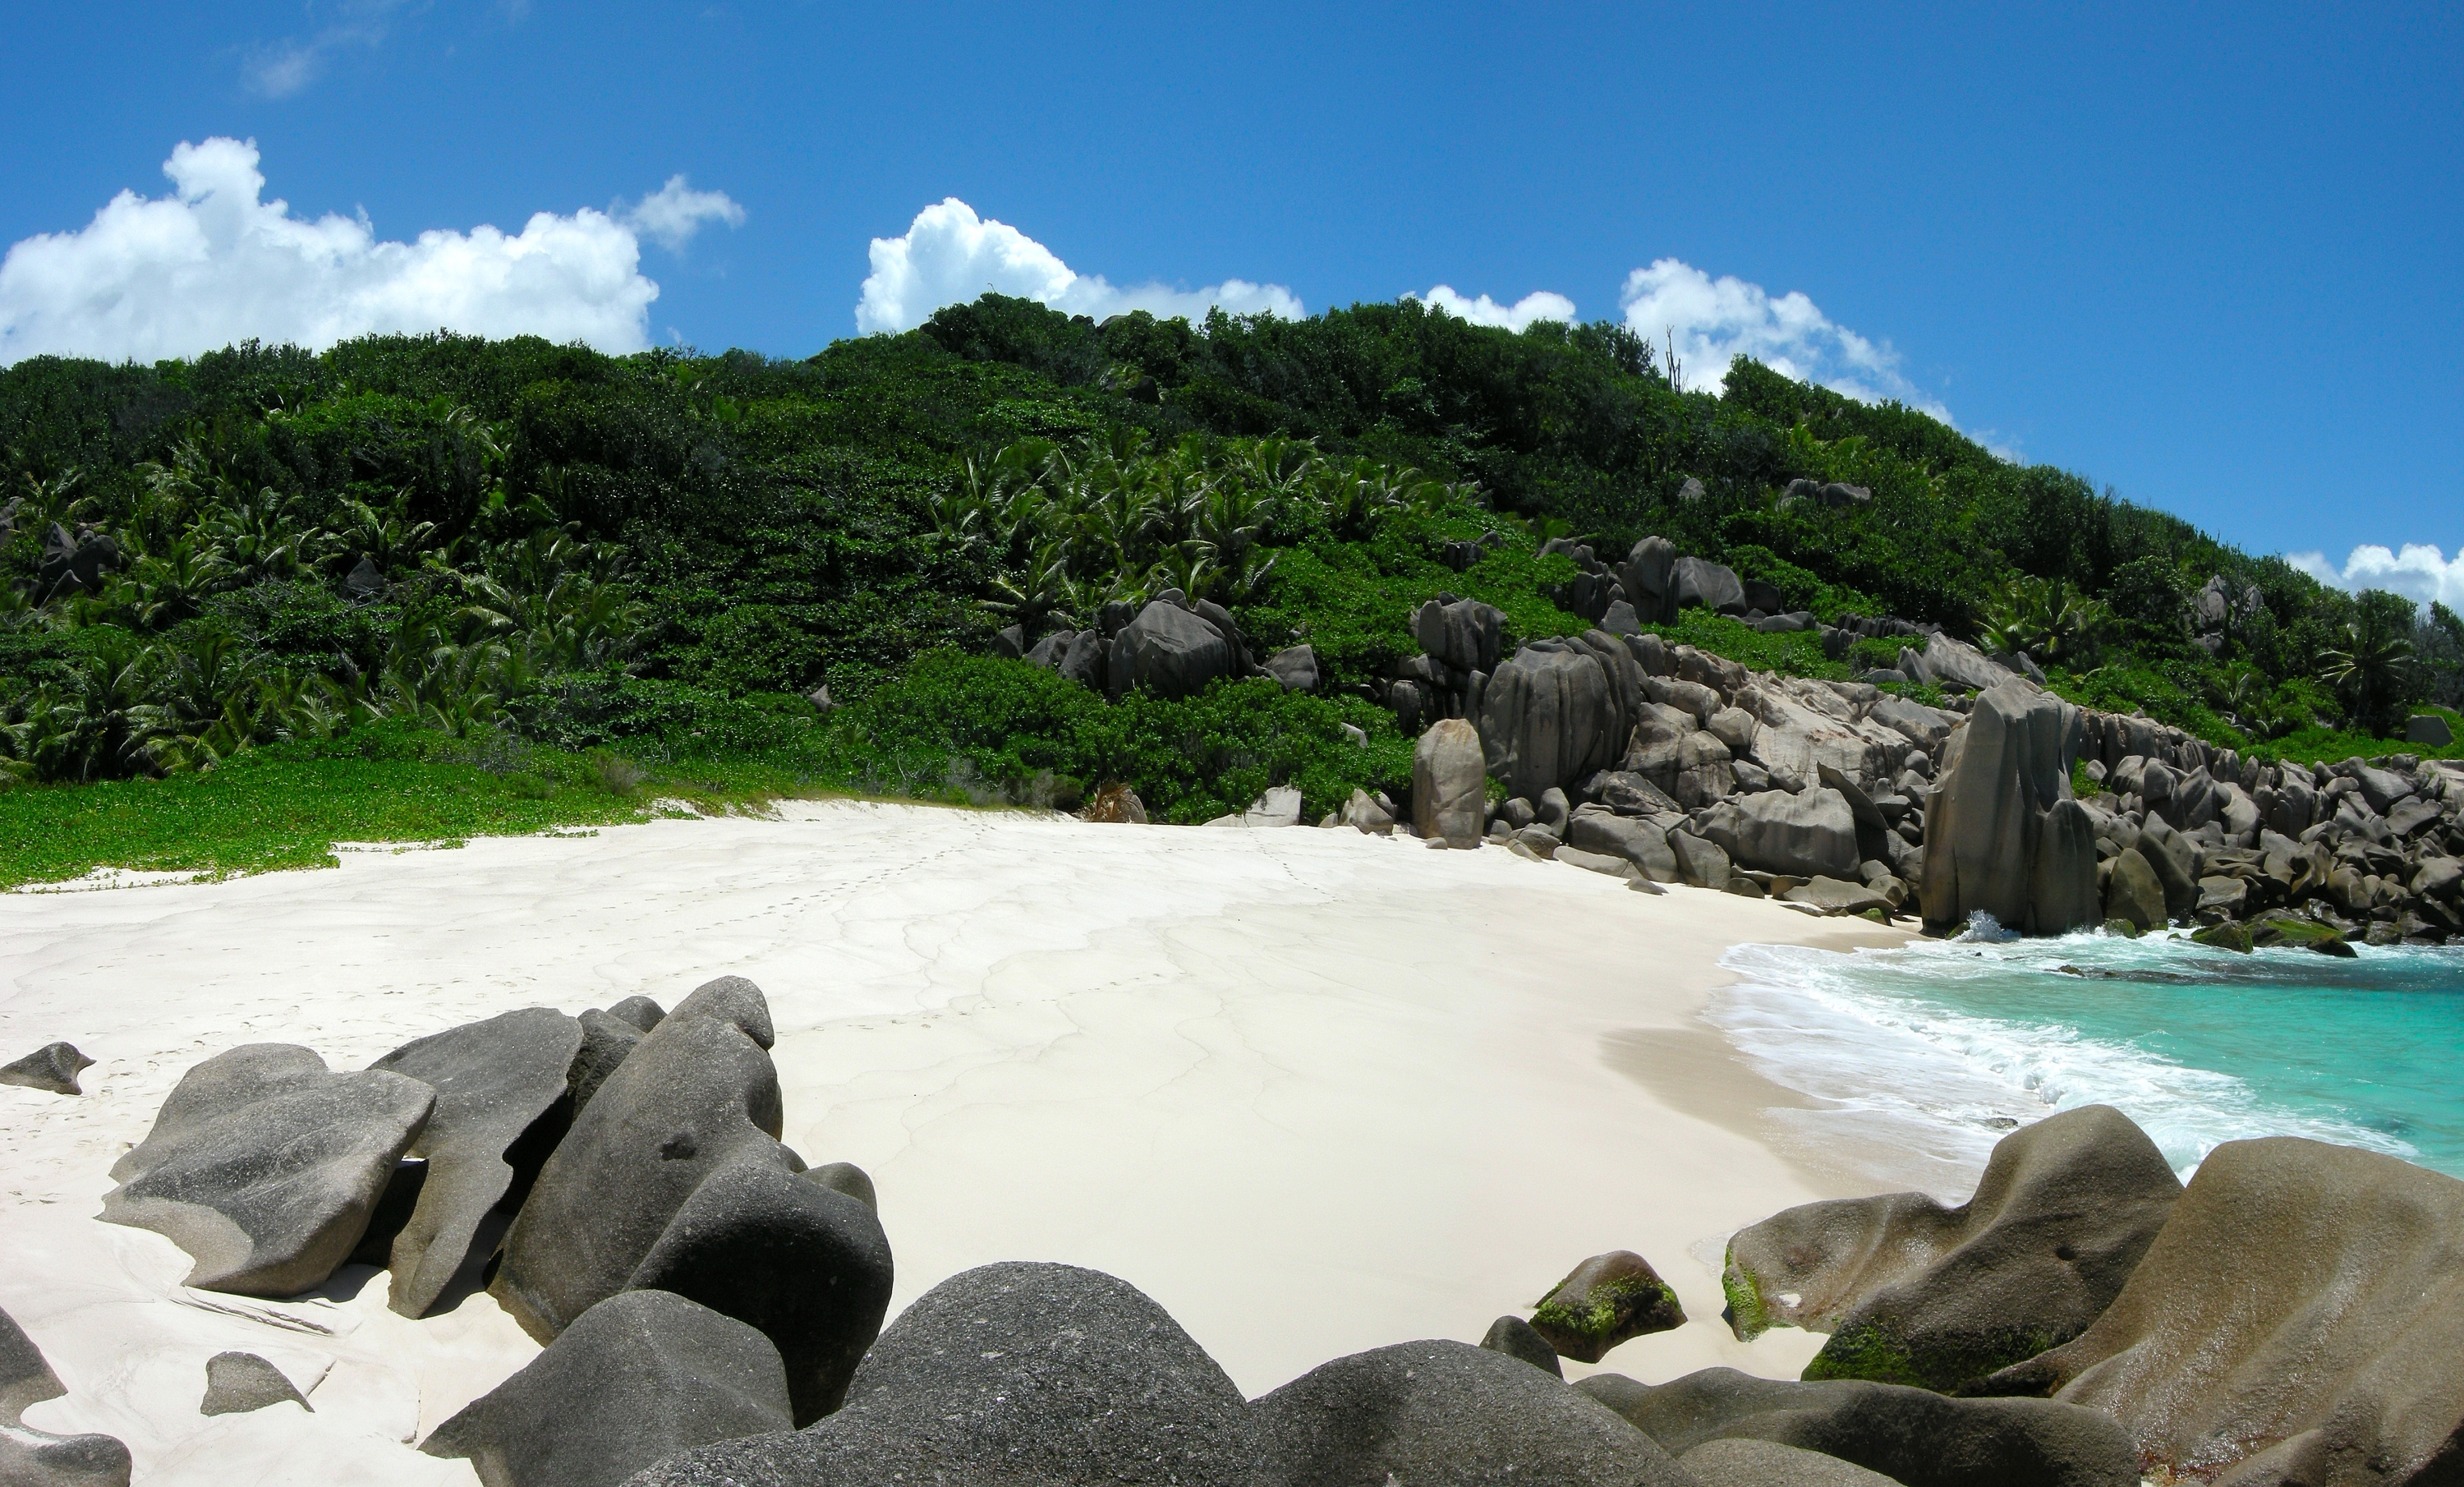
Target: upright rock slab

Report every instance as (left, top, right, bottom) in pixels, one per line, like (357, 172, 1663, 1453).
(1414, 596, 1506, 675)
(102, 1044, 434, 1296)
(1724, 1105, 2182, 1392)
(1257, 1340, 1697, 1487)
(491, 978, 784, 1341)
(423, 1289, 791, 1487)
(370, 1008, 584, 1318)
(1414, 719, 1487, 847)
(630, 1263, 1259, 1487)
(1979, 1136, 2464, 1487)
(1478, 637, 1637, 801)
(1922, 681, 2095, 935)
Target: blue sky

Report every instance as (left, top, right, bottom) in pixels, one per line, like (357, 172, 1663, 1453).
(2, 2, 2459, 602)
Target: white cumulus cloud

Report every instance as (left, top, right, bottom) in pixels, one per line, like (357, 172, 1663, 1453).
(1411, 285, 1576, 332)
(2287, 544, 2464, 610)
(855, 198, 1301, 334)
(623, 175, 745, 252)
(0, 139, 741, 365)
(1618, 257, 1949, 421)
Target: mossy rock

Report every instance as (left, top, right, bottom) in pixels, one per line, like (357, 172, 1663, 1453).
(2099, 917, 2142, 939)
(2250, 915, 2351, 953)
(1529, 1251, 1687, 1363)
(2190, 920, 2255, 954)
(1802, 1319, 2064, 1393)
(1721, 1255, 1776, 1342)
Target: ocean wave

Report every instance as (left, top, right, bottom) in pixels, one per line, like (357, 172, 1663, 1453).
(1710, 936, 2424, 1192)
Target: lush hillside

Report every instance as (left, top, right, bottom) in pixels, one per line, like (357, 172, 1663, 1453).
(2, 296, 2457, 863)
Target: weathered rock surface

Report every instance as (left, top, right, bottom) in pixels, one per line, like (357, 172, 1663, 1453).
(1680, 1439, 1902, 1487)
(1479, 1314, 1564, 1378)
(0, 1042, 94, 1095)
(370, 1008, 584, 1318)
(0, 1425, 132, 1486)
(0, 1305, 63, 1425)
(1570, 810, 1682, 882)
(1414, 597, 1506, 675)
(1414, 719, 1487, 848)
(425, 1289, 791, 1487)
(1620, 536, 1679, 624)
(200, 1351, 310, 1415)
(1978, 1136, 2464, 1487)
(1701, 789, 1860, 879)
(492, 978, 784, 1341)
(1530, 1250, 1687, 1363)
(605, 997, 665, 1033)
(627, 1263, 1257, 1487)
(1257, 1340, 1697, 1487)
(1106, 600, 1237, 701)
(1725, 1105, 2182, 1392)
(1674, 557, 1747, 615)
(102, 1044, 434, 1296)
(568, 1009, 646, 1116)
(1922, 682, 2095, 934)
(1479, 635, 1641, 801)
(1581, 1367, 2138, 1487)
(2102, 849, 2167, 930)
(625, 1159, 894, 1425)
(1264, 643, 1319, 693)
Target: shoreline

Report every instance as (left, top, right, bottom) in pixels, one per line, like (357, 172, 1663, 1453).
(2, 800, 1906, 1483)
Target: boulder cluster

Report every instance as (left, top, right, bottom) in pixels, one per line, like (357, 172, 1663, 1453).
(0, 500, 129, 605)
(78, 977, 894, 1485)
(1722, 1103, 2464, 1487)
(995, 591, 1320, 702)
(2069, 713, 2464, 947)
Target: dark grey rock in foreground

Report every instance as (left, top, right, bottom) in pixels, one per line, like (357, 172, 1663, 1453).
(1579, 1367, 2135, 1487)
(625, 1159, 894, 1425)
(1725, 1104, 2182, 1392)
(100, 1043, 434, 1296)
(370, 1008, 584, 1318)
(425, 1289, 789, 1487)
(1529, 1250, 1686, 1364)
(604, 997, 666, 1034)
(0, 1425, 131, 1486)
(1256, 1339, 1695, 1486)
(200, 1351, 310, 1415)
(1478, 1314, 1564, 1378)
(1681, 1439, 1901, 1487)
(566, 1009, 645, 1116)
(627, 1262, 1256, 1487)
(492, 978, 784, 1340)
(0, 1043, 94, 1096)
(1, 1303, 64, 1424)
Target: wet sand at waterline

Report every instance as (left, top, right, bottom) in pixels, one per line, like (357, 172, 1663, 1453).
(0, 799, 1905, 1485)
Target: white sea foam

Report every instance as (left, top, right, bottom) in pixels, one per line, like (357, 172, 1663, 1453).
(1711, 937, 2418, 1196)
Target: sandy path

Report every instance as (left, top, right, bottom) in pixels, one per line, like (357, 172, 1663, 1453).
(0, 800, 1903, 1485)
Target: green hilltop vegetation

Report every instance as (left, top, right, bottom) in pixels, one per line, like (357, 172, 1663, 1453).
(2, 294, 2459, 883)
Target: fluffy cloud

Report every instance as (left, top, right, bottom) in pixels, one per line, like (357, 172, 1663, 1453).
(1618, 257, 1949, 420)
(2288, 544, 2464, 610)
(0, 139, 742, 365)
(1411, 285, 1576, 332)
(623, 175, 745, 251)
(856, 198, 1300, 334)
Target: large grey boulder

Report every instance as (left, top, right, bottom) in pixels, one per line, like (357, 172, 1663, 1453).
(1869, 696, 1956, 750)
(1979, 1137, 2464, 1487)
(102, 1044, 434, 1296)
(1919, 635, 2012, 693)
(0, 1304, 128, 1485)
(1479, 1314, 1564, 1378)
(627, 1263, 1257, 1487)
(424, 1289, 791, 1487)
(1699, 789, 1860, 879)
(1741, 679, 1910, 794)
(1, 1305, 62, 1424)
(1263, 644, 1319, 693)
(1582, 1368, 2136, 1487)
(625, 1161, 894, 1425)
(370, 1008, 584, 1318)
(1529, 1250, 1686, 1363)
(568, 1009, 646, 1116)
(1675, 731, 1737, 809)
(2409, 714, 2455, 748)
(2136, 813, 2203, 922)
(1414, 598, 1506, 675)
(1681, 1439, 1901, 1487)
(1106, 601, 1237, 701)
(200, 1351, 310, 1415)
(1673, 558, 1747, 615)
(1921, 682, 2095, 936)
(2103, 849, 2167, 931)
(1414, 719, 1488, 848)
(0, 1042, 94, 1095)
(492, 978, 785, 1341)
(1725, 1106, 2182, 1393)
(1570, 810, 1683, 882)
(1669, 831, 1733, 888)
(1057, 629, 1109, 690)
(1620, 537, 1679, 624)
(1256, 1340, 1696, 1487)
(1478, 637, 1639, 801)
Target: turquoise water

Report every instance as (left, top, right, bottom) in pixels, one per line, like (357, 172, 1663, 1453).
(1712, 930, 2464, 1190)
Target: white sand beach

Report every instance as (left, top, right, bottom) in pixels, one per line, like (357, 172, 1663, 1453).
(0, 801, 1906, 1485)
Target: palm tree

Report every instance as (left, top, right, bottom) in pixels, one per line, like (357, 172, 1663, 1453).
(2319, 619, 2416, 735)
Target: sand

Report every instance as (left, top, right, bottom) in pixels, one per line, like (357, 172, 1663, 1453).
(0, 799, 1908, 1484)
